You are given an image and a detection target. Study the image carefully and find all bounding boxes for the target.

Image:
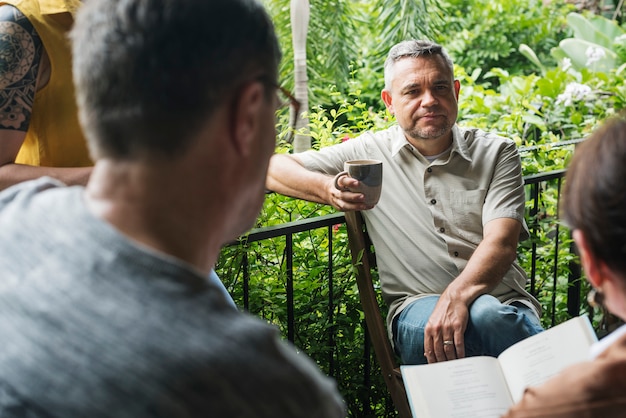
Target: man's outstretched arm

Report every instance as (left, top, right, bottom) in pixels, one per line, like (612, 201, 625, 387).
(266, 153, 371, 211)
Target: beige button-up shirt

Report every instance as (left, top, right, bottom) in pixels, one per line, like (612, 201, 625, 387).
(299, 124, 541, 340)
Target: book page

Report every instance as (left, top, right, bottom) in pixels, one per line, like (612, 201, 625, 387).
(401, 356, 514, 418)
(498, 315, 597, 403)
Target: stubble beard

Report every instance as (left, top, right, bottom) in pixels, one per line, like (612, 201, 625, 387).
(405, 117, 454, 142)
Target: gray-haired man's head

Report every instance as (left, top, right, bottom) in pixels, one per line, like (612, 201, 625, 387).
(383, 40, 454, 91)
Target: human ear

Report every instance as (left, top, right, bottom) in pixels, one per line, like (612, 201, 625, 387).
(454, 79, 460, 100)
(381, 89, 394, 115)
(574, 229, 603, 288)
(230, 81, 265, 157)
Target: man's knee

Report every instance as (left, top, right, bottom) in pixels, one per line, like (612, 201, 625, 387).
(469, 294, 542, 336)
(468, 294, 507, 323)
(469, 295, 536, 328)
(465, 295, 543, 357)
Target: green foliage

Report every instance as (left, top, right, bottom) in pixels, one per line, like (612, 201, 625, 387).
(567, 12, 624, 47)
(522, 12, 626, 73)
(435, 0, 574, 84)
(455, 59, 624, 173)
(364, 0, 446, 59)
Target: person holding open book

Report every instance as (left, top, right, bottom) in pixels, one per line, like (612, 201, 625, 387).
(504, 113, 626, 417)
(266, 40, 544, 365)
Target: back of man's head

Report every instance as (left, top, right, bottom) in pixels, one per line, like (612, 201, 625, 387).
(71, 0, 281, 160)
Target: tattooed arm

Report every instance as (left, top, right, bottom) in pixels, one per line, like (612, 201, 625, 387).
(0, 5, 90, 191)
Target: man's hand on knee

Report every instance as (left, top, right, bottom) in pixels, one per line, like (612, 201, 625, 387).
(423, 296, 469, 363)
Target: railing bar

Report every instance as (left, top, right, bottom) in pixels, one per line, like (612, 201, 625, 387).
(550, 178, 563, 327)
(243, 251, 250, 311)
(286, 233, 294, 342)
(363, 323, 372, 415)
(236, 213, 346, 244)
(519, 138, 585, 154)
(524, 169, 567, 185)
(568, 238, 582, 317)
(529, 182, 540, 295)
(328, 224, 335, 377)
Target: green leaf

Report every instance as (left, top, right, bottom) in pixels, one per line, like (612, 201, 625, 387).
(557, 39, 617, 72)
(588, 14, 625, 43)
(566, 12, 613, 48)
(519, 43, 546, 74)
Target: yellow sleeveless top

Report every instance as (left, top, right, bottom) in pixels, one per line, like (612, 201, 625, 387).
(0, 0, 91, 167)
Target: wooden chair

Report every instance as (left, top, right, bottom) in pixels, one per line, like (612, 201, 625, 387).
(344, 210, 412, 418)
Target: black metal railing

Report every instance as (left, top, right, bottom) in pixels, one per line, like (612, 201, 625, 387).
(217, 169, 581, 416)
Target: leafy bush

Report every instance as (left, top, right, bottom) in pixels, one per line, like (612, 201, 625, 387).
(435, 0, 574, 84)
(521, 12, 626, 74)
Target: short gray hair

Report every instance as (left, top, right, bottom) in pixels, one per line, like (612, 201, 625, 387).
(383, 40, 454, 90)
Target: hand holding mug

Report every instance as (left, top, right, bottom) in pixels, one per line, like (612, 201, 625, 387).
(333, 159, 382, 207)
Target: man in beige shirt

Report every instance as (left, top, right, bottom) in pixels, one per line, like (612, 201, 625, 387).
(266, 39, 543, 365)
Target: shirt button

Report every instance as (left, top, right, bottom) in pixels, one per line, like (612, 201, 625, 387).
(430, 199, 437, 205)
(439, 227, 445, 233)
(427, 167, 433, 173)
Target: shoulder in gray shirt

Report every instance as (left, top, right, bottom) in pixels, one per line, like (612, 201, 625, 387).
(0, 178, 345, 418)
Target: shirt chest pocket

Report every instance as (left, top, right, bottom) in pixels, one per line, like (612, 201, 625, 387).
(446, 189, 487, 243)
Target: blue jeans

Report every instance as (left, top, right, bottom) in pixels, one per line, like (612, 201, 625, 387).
(392, 294, 544, 365)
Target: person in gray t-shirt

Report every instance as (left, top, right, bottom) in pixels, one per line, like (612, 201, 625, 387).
(0, 0, 345, 416)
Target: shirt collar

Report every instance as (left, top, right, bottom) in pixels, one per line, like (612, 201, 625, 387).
(451, 125, 472, 163)
(390, 125, 409, 157)
(390, 123, 472, 163)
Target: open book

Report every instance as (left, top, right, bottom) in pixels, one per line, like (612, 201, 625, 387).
(400, 315, 597, 418)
